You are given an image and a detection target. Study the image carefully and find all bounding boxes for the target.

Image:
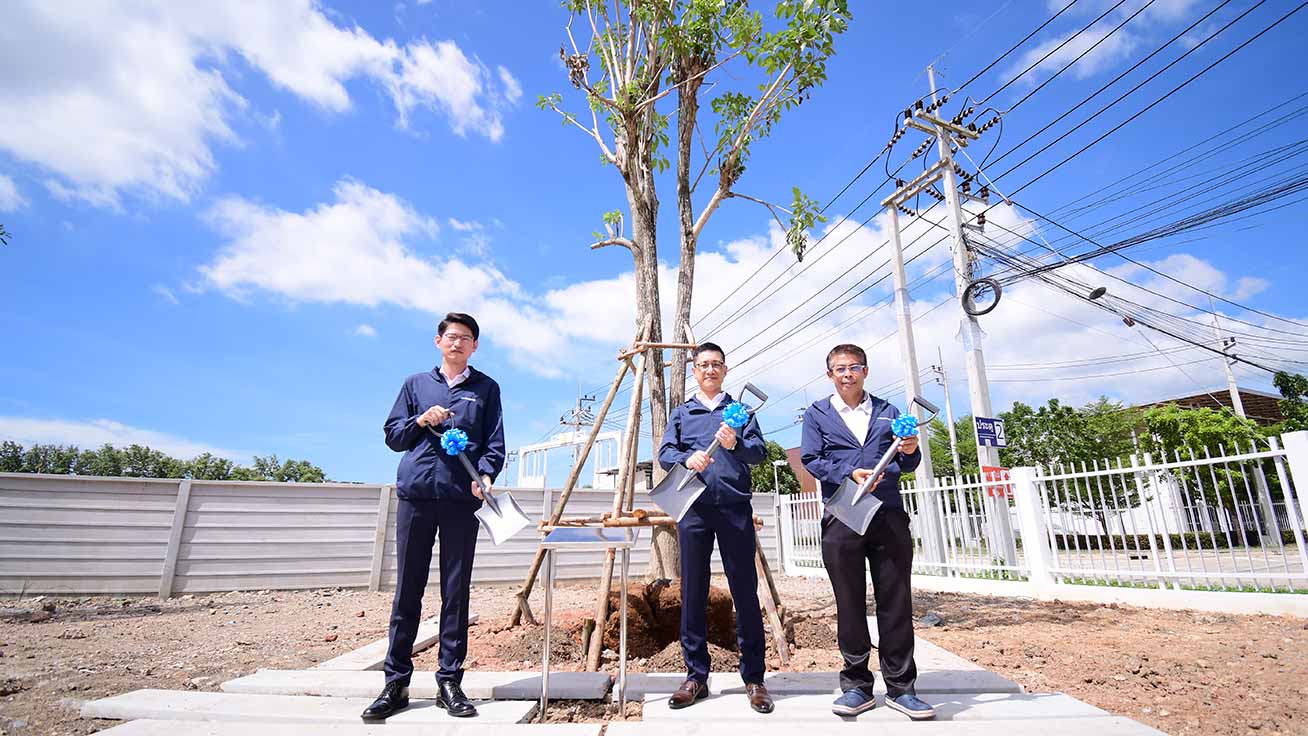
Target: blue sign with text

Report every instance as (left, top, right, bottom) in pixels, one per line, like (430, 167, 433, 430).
(974, 416, 1008, 448)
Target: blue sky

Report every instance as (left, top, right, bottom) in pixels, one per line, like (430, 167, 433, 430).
(2, 0, 1306, 485)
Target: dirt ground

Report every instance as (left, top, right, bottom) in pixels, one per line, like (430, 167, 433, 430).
(1, 576, 1304, 735)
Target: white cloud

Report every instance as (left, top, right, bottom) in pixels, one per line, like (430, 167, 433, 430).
(0, 175, 27, 212)
(153, 284, 180, 305)
(0, 1, 520, 207)
(194, 179, 1307, 395)
(1003, 23, 1141, 87)
(497, 66, 523, 105)
(354, 324, 378, 337)
(198, 178, 567, 373)
(388, 40, 513, 141)
(0, 416, 247, 461)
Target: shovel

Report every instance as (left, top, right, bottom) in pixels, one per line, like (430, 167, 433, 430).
(826, 396, 940, 535)
(648, 382, 769, 522)
(432, 428, 531, 545)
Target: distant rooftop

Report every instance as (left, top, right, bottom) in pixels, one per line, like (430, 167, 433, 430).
(1134, 386, 1284, 426)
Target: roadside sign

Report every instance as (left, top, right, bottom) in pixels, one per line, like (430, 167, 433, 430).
(982, 465, 1011, 498)
(974, 416, 1007, 447)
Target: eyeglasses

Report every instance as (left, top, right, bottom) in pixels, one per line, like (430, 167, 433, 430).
(694, 361, 726, 371)
(441, 333, 475, 344)
(830, 364, 866, 376)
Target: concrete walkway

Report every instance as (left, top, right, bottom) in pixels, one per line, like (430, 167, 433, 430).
(79, 615, 1163, 734)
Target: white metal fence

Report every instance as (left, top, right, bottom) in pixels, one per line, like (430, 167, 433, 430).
(779, 430, 1308, 597)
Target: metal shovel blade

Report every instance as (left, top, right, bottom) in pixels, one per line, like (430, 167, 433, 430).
(825, 476, 884, 535)
(475, 489, 531, 545)
(647, 463, 706, 523)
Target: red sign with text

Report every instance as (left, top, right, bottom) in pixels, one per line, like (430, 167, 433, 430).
(982, 465, 1012, 498)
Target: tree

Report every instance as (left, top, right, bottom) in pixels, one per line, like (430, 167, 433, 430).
(1140, 404, 1264, 513)
(541, 0, 850, 578)
(999, 397, 1139, 469)
(188, 452, 235, 480)
(750, 440, 800, 494)
(1273, 371, 1308, 432)
(0, 224, 9, 245)
(0, 441, 21, 472)
(926, 415, 977, 477)
(0, 442, 327, 482)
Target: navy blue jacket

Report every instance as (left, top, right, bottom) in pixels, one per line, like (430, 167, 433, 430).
(800, 393, 922, 512)
(658, 393, 766, 507)
(384, 365, 505, 505)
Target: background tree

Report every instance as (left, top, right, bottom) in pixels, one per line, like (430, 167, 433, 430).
(0, 224, 9, 245)
(541, 0, 850, 578)
(1140, 404, 1267, 513)
(749, 439, 800, 494)
(0, 441, 327, 482)
(1273, 370, 1308, 432)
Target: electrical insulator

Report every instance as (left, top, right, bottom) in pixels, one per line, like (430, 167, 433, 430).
(915, 100, 924, 111)
(896, 179, 905, 188)
(961, 180, 971, 194)
(967, 122, 978, 133)
(977, 212, 986, 226)
(979, 186, 989, 200)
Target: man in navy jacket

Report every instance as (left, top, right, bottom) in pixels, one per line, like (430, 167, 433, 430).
(800, 343, 935, 721)
(363, 312, 505, 722)
(657, 342, 774, 714)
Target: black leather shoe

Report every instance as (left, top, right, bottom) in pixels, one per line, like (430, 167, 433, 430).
(361, 681, 409, 721)
(435, 680, 478, 718)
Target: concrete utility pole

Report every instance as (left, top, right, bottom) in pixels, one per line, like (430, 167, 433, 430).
(931, 347, 962, 478)
(888, 206, 936, 485)
(880, 66, 1016, 565)
(1210, 303, 1246, 418)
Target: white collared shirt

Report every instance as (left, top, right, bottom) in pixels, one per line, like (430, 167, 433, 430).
(830, 391, 872, 444)
(697, 391, 725, 411)
(444, 366, 471, 389)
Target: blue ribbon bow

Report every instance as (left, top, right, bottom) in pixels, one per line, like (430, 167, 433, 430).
(722, 401, 750, 429)
(891, 415, 919, 439)
(440, 428, 469, 455)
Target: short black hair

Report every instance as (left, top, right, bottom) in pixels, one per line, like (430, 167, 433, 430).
(826, 343, 867, 370)
(692, 341, 726, 362)
(439, 312, 480, 340)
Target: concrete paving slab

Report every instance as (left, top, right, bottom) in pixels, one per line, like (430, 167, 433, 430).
(625, 668, 1019, 698)
(641, 691, 1107, 722)
(314, 615, 477, 671)
(867, 621, 985, 672)
(222, 669, 611, 700)
(609, 717, 1165, 736)
(97, 719, 601, 736)
(81, 689, 533, 725)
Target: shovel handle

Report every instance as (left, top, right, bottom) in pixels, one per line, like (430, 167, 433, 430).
(438, 431, 497, 513)
(854, 437, 904, 502)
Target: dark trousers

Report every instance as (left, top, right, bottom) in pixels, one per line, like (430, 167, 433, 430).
(384, 498, 479, 686)
(820, 506, 917, 698)
(678, 502, 766, 685)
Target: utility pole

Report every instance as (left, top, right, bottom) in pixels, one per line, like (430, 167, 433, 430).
(879, 66, 1015, 564)
(1211, 303, 1279, 541)
(888, 206, 935, 486)
(931, 347, 962, 478)
(1210, 302, 1246, 418)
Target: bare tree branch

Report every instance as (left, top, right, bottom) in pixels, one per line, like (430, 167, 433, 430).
(636, 47, 745, 112)
(727, 191, 792, 230)
(590, 237, 636, 251)
(546, 103, 618, 164)
(692, 59, 797, 239)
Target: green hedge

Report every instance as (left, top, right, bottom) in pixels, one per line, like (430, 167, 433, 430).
(1050, 529, 1298, 551)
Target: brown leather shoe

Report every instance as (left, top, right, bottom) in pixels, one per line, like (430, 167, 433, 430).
(745, 682, 774, 714)
(668, 679, 708, 709)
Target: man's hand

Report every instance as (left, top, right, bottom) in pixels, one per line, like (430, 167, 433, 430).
(686, 451, 714, 473)
(899, 436, 919, 455)
(472, 475, 491, 499)
(417, 405, 451, 428)
(851, 468, 885, 488)
(715, 423, 738, 450)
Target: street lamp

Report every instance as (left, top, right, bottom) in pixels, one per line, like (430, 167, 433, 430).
(771, 459, 788, 494)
